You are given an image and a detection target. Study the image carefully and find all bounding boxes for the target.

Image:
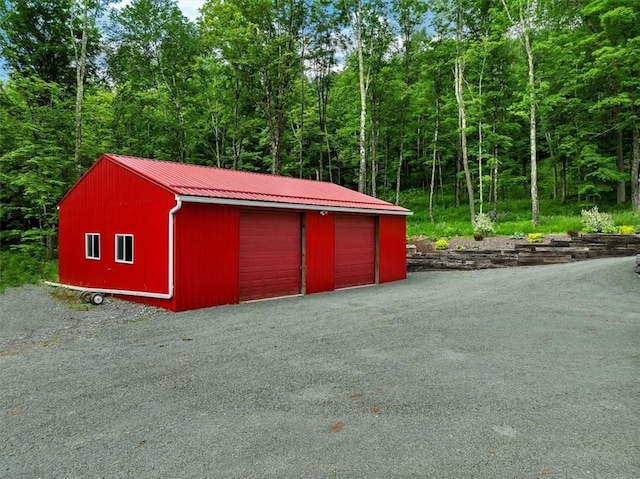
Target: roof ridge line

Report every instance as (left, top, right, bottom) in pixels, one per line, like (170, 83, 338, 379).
(170, 184, 392, 206)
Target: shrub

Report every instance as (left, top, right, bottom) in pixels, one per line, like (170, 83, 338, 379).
(527, 233, 544, 243)
(473, 213, 495, 237)
(473, 233, 484, 241)
(581, 206, 616, 233)
(456, 244, 466, 250)
(0, 251, 58, 293)
(434, 238, 449, 250)
(566, 229, 579, 238)
(510, 231, 525, 240)
(618, 225, 636, 235)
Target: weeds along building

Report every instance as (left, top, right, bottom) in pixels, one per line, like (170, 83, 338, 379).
(57, 154, 411, 311)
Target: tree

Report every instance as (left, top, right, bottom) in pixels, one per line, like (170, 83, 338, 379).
(70, 0, 109, 175)
(308, 0, 340, 181)
(0, 77, 74, 258)
(580, 0, 640, 208)
(0, 0, 76, 87)
(107, 0, 200, 162)
(200, 0, 306, 175)
(338, 0, 392, 193)
(501, 0, 539, 225)
(391, 0, 427, 204)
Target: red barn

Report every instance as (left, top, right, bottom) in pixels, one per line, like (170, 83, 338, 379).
(57, 154, 411, 311)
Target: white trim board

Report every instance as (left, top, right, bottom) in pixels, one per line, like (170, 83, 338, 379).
(178, 195, 413, 216)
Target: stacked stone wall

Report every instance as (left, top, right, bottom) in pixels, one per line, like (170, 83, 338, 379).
(407, 234, 640, 272)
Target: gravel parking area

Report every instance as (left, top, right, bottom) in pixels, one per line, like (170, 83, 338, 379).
(1, 257, 639, 478)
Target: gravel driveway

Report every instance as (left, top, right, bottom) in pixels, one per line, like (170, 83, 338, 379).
(1, 257, 639, 478)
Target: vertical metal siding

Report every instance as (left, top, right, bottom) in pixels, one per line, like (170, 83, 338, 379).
(239, 209, 302, 301)
(334, 215, 375, 289)
(378, 215, 407, 283)
(174, 203, 240, 311)
(305, 211, 335, 294)
(58, 158, 175, 301)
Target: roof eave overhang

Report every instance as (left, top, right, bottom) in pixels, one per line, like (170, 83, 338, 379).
(178, 195, 413, 216)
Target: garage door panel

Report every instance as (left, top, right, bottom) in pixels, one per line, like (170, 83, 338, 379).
(334, 215, 375, 289)
(240, 210, 301, 301)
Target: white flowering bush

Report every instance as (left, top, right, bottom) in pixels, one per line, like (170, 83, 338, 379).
(473, 213, 495, 237)
(580, 206, 616, 233)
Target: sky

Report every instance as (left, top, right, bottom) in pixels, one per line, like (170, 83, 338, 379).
(175, 0, 207, 21)
(113, 0, 207, 21)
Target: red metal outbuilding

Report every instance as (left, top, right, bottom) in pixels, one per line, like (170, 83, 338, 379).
(57, 154, 412, 311)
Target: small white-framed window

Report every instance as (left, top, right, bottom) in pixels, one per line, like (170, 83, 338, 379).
(115, 234, 134, 264)
(85, 233, 100, 260)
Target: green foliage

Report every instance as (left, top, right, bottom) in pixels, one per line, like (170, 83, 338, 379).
(527, 233, 544, 243)
(0, 251, 58, 293)
(434, 238, 449, 250)
(510, 231, 525, 240)
(618, 225, 635, 235)
(581, 206, 616, 233)
(473, 213, 495, 237)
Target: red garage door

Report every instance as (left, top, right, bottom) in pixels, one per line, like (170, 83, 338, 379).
(334, 215, 375, 289)
(239, 209, 302, 301)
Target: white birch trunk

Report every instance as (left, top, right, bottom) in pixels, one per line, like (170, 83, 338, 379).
(72, 1, 90, 177)
(356, 2, 367, 193)
(429, 101, 439, 224)
(455, 57, 476, 223)
(524, 32, 538, 226)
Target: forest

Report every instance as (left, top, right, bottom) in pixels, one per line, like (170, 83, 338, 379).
(0, 0, 639, 273)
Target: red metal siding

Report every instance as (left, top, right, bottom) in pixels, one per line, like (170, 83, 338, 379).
(378, 215, 407, 283)
(334, 215, 375, 289)
(58, 157, 175, 297)
(173, 203, 240, 311)
(305, 211, 335, 294)
(239, 209, 301, 301)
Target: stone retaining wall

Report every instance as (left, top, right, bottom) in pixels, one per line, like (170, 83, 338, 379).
(407, 234, 640, 271)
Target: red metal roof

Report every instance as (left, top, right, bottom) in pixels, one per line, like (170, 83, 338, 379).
(100, 154, 411, 214)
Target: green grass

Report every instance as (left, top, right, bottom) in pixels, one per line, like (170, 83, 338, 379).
(48, 288, 90, 311)
(399, 190, 640, 239)
(0, 251, 58, 293)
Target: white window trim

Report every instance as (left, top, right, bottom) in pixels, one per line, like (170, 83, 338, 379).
(115, 234, 134, 264)
(85, 233, 100, 260)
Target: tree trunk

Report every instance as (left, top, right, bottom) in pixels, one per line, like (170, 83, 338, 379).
(429, 102, 439, 224)
(298, 40, 306, 178)
(271, 128, 282, 175)
(632, 125, 640, 210)
(370, 115, 379, 197)
(355, 1, 367, 193)
(478, 119, 483, 215)
(455, 153, 461, 207)
(544, 130, 556, 200)
(395, 138, 403, 205)
(562, 156, 567, 203)
(455, 56, 475, 223)
(616, 126, 625, 203)
(493, 145, 499, 214)
(524, 32, 538, 226)
(501, 0, 538, 224)
(491, 114, 499, 214)
(524, 32, 540, 226)
(72, 1, 90, 177)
